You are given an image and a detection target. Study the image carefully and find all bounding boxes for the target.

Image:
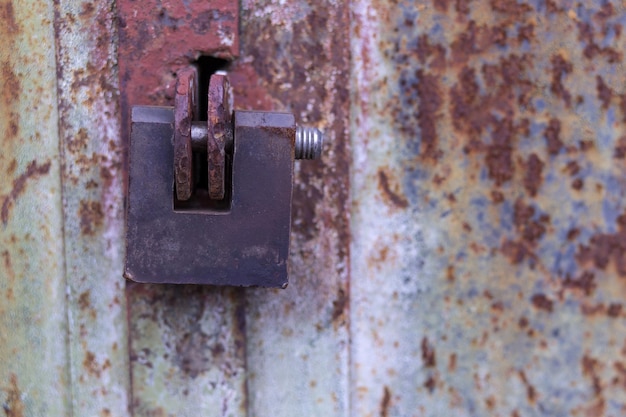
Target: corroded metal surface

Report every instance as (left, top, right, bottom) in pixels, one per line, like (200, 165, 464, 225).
(208, 74, 232, 200)
(174, 67, 197, 201)
(118, 0, 239, 145)
(127, 284, 247, 416)
(0, 1, 70, 415)
(352, 1, 626, 416)
(53, 0, 130, 415)
(230, 1, 351, 415)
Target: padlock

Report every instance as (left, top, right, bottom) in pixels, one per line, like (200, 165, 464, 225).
(123, 68, 323, 287)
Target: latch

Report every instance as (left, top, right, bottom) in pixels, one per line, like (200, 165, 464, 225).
(123, 67, 323, 287)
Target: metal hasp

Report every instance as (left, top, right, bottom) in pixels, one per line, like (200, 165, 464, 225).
(124, 73, 322, 287)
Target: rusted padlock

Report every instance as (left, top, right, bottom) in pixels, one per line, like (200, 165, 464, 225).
(124, 68, 322, 287)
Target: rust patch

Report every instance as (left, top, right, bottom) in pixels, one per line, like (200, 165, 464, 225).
(577, 211, 626, 276)
(513, 199, 549, 245)
(531, 294, 554, 312)
(2, 374, 24, 417)
(83, 351, 100, 378)
(544, 118, 563, 155)
(596, 75, 613, 109)
(562, 271, 596, 296)
(578, 21, 622, 64)
(491, 190, 504, 204)
(448, 353, 457, 372)
(607, 303, 622, 318)
(416, 70, 443, 160)
(78, 200, 104, 236)
(67, 128, 89, 155)
(378, 170, 409, 209)
(522, 153, 544, 197)
(331, 288, 348, 325)
(424, 375, 436, 393)
(421, 337, 436, 367)
(1, 160, 52, 225)
(78, 290, 91, 310)
(450, 52, 533, 186)
(0, 2, 19, 33)
(614, 137, 626, 159)
(550, 54, 573, 107)
(379, 385, 391, 417)
(581, 354, 605, 414)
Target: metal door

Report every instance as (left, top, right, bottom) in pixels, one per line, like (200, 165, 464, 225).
(1, 1, 625, 416)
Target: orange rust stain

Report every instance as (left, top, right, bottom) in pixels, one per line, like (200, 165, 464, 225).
(1, 63, 20, 140)
(421, 337, 436, 367)
(6, 159, 17, 175)
(491, 190, 504, 204)
(518, 316, 529, 328)
(3, 374, 25, 417)
(78, 290, 91, 310)
(80, 2, 95, 16)
(416, 69, 443, 161)
(78, 200, 104, 236)
(581, 353, 606, 415)
(331, 288, 348, 325)
(448, 353, 457, 372)
(518, 370, 537, 404)
(67, 128, 89, 154)
(424, 375, 436, 393)
(1, 160, 52, 225)
(562, 271, 596, 296)
(531, 293, 554, 312)
(596, 75, 613, 109)
(379, 385, 391, 417)
(550, 54, 573, 107)
(446, 265, 455, 281)
(522, 153, 544, 197)
(377, 169, 409, 209)
(544, 118, 563, 155)
(577, 211, 626, 276)
(614, 136, 626, 158)
(571, 178, 584, 190)
(83, 351, 105, 378)
(578, 18, 622, 63)
(0, 3, 19, 33)
(607, 303, 622, 318)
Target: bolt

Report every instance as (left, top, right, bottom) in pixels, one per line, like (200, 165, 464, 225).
(191, 122, 324, 160)
(295, 126, 324, 160)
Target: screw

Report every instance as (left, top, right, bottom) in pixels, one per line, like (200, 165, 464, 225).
(191, 122, 324, 160)
(295, 126, 324, 160)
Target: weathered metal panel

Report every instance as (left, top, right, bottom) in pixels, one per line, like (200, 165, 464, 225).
(352, 1, 626, 416)
(0, 0, 70, 415)
(53, 0, 130, 415)
(230, 1, 351, 416)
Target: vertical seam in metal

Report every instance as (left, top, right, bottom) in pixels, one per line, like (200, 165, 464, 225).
(51, 1, 74, 415)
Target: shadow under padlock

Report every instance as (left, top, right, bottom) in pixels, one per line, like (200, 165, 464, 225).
(123, 68, 323, 287)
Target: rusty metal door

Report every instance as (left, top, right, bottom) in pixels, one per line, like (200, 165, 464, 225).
(2, 0, 625, 416)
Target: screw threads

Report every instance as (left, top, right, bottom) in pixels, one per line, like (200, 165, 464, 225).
(295, 126, 323, 160)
